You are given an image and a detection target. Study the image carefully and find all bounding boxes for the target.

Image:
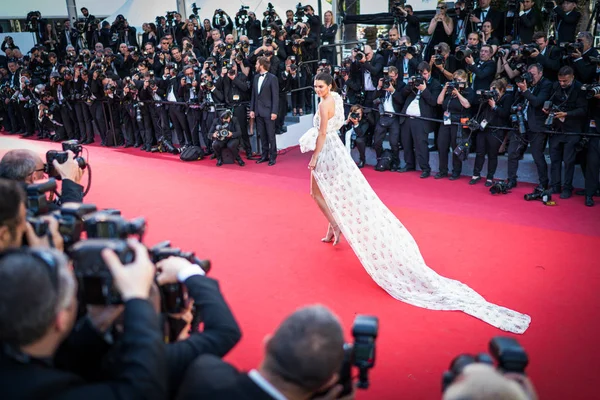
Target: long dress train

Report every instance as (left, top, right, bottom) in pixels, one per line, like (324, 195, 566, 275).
(299, 92, 531, 334)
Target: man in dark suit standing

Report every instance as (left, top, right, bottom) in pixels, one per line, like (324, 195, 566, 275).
(59, 20, 78, 56)
(398, 62, 442, 178)
(516, 0, 539, 44)
(397, 5, 421, 45)
(176, 305, 350, 400)
(553, 0, 580, 44)
(467, 0, 504, 40)
(527, 32, 561, 81)
(465, 45, 495, 92)
(250, 56, 279, 166)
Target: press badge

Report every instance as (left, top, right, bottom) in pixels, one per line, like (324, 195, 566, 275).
(506, 84, 514, 92)
(591, 119, 597, 129)
(443, 111, 451, 125)
(480, 119, 488, 129)
(233, 94, 240, 102)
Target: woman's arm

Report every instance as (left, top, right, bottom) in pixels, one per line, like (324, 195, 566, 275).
(437, 85, 448, 105)
(428, 17, 439, 35)
(310, 99, 333, 166)
(443, 17, 454, 36)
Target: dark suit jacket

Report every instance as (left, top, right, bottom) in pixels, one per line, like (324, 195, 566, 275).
(518, 9, 538, 44)
(399, 14, 421, 45)
(467, 8, 504, 40)
(209, 116, 242, 139)
(250, 72, 279, 118)
(0, 300, 166, 400)
(59, 29, 78, 53)
(359, 53, 385, 90)
(554, 7, 580, 44)
(570, 48, 600, 84)
(548, 80, 587, 133)
(467, 59, 496, 91)
(527, 45, 561, 81)
(399, 78, 442, 134)
(519, 77, 553, 132)
(176, 354, 275, 400)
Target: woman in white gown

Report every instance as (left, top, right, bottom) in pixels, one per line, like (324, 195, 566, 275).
(299, 73, 531, 334)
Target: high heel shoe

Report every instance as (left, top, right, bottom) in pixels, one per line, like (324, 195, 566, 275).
(332, 224, 342, 246)
(321, 224, 334, 243)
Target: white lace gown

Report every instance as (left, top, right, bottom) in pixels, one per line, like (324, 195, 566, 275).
(299, 92, 531, 334)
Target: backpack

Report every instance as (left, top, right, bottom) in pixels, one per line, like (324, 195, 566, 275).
(179, 146, 204, 161)
(375, 149, 393, 172)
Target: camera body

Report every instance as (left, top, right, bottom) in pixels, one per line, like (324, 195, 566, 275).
(408, 75, 424, 88)
(215, 123, 230, 141)
(26, 179, 57, 216)
(447, 80, 467, 92)
(84, 212, 146, 240)
(45, 143, 87, 180)
(581, 83, 600, 99)
(521, 44, 539, 57)
(455, 45, 475, 61)
(477, 89, 499, 101)
(510, 104, 527, 134)
(514, 71, 533, 86)
(442, 337, 529, 392)
(524, 186, 554, 204)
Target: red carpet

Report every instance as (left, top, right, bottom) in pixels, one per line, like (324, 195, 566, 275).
(2, 135, 599, 399)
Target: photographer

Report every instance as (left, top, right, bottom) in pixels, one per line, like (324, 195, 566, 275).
(391, 36, 420, 85)
(0, 149, 84, 203)
(436, 70, 475, 180)
(584, 91, 600, 207)
(566, 32, 599, 84)
(372, 76, 404, 172)
(430, 42, 457, 84)
(464, 45, 495, 92)
(210, 110, 245, 166)
(0, 243, 167, 400)
(552, 0, 580, 43)
(354, 44, 384, 111)
(526, 32, 561, 82)
(396, 4, 421, 44)
(517, 0, 538, 44)
(341, 105, 369, 168)
(507, 63, 551, 190)
(245, 11, 263, 45)
(471, 79, 513, 186)
(398, 62, 442, 178)
(213, 9, 234, 37)
(544, 66, 587, 199)
(176, 305, 353, 400)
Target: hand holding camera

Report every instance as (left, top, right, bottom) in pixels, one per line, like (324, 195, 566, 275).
(25, 216, 64, 252)
(101, 239, 156, 301)
(156, 256, 199, 285)
(53, 150, 84, 183)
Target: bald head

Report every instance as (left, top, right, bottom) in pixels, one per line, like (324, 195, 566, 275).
(444, 364, 532, 400)
(0, 149, 44, 183)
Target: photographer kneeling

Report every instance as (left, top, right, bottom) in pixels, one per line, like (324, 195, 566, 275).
(470, 79, 513, 186)
(0, 242, 167, 399)
(210, 110, 245, 167)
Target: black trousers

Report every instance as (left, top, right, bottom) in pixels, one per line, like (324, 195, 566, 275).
(401, 117, 430, 172)
(233, 105, 251, 154)
(256, 116, 277, 161)
(277, 93, 287, 132)
(373, 115, 400, 166)
(56, 104, 75, 139)
(75, 103, 93, 141)
(437, 124, 462, 175)
(186, 107, 201, 146)
(168, 105, 188, 145)
(91, 101, 106, 143)
(473, 130, 504, 178)
(507, 131, 548, 186)
(585, 137, 600, 196)
(212, 138, 240, 160)
(5, 102, 21, 132)
(549, 133, 579, 191)
(18, 102, 35, 135)
(201, 111, 216, 151)
(149, 105, 170, 141)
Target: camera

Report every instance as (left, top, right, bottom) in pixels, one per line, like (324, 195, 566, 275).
(25, 179, 57, 217)
(442, 336, 529, 392)
(381, 77, 394, 90)
(524, 186, 555, 205)
(408, 75, 424, 88)
(315, 315, 378, 397)
(455, 45, 474, 61)
(53, 203, 99, 247)
(350, 112, 361, 120)
(453, 138, 471, 161)
(581, 83, 600, 99)
(561, 41, 584, 54)
(215, 123, 230, 141)
(510, 104, 527, 134)
(433, 54, 445, 65)
(543, 102, 563, 127)
(521, 44, 539, 57)
(477, 89, 499, 101)
(353, 43, 365, 60)
(489, 180, 510, 195)
(446, 81, 467, 92)
(45, 144, 87, 180)
(84, 212, 146, 240)
(514, 72, 533, 86)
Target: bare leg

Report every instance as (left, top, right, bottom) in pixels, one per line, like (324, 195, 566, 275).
(310, 172, 342, 245)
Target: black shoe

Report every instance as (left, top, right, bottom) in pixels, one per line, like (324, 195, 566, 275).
(420, 171, 431, 179)
(434, 172, 448, 179)
(256, 158, 268, 164)
(551, 186, 562, 194)
(134, 142, 141, 148)
(124, 143, 133, 148)
(357, 161, 365, 168)
(210, 153, 217, 160)
(485, 179, 493, 187)
(428, 145, 438, 152)
(506, 180, 518, 189)
(534, 184, 548, 192)
(216, 159, 223, 166)
(268, 160, 276, 166)
(398, 167, 415, 173)
(236, 157, 245, 166)
(469, 176, 481, 185)
(560, 189, 572, 199)
(390, 164, 399, 172)
(585, 196, 595, 207)
(449, 174, 461, 181)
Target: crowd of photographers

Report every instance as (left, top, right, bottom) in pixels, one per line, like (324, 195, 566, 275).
(0, 144, 540, 399)
(1, 1, 599, 206)
(0, 3, 327, 166)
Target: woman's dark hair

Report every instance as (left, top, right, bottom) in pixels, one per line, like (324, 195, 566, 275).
(314, 72, 337, 91)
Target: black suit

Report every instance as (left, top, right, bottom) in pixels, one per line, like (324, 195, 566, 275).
(210, 116, 243, 161)
(569, 48, 600, 84)
(467, 59, 495, 92)
(527, 45, 561, 81)
(250, 72, 279, 162)
(373, 86, 405, 169)
(0, 300, 166, 400)
(554, 7, 580, 44)
(59, 28, 78, 54)
(399, 14, 421, 45)
(507, 77, 553, 186)
(548, 80, 587, 191)
(467, 8, 504, 40)
(399, 78, 442, 172)
(177, 354, 275, 400)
